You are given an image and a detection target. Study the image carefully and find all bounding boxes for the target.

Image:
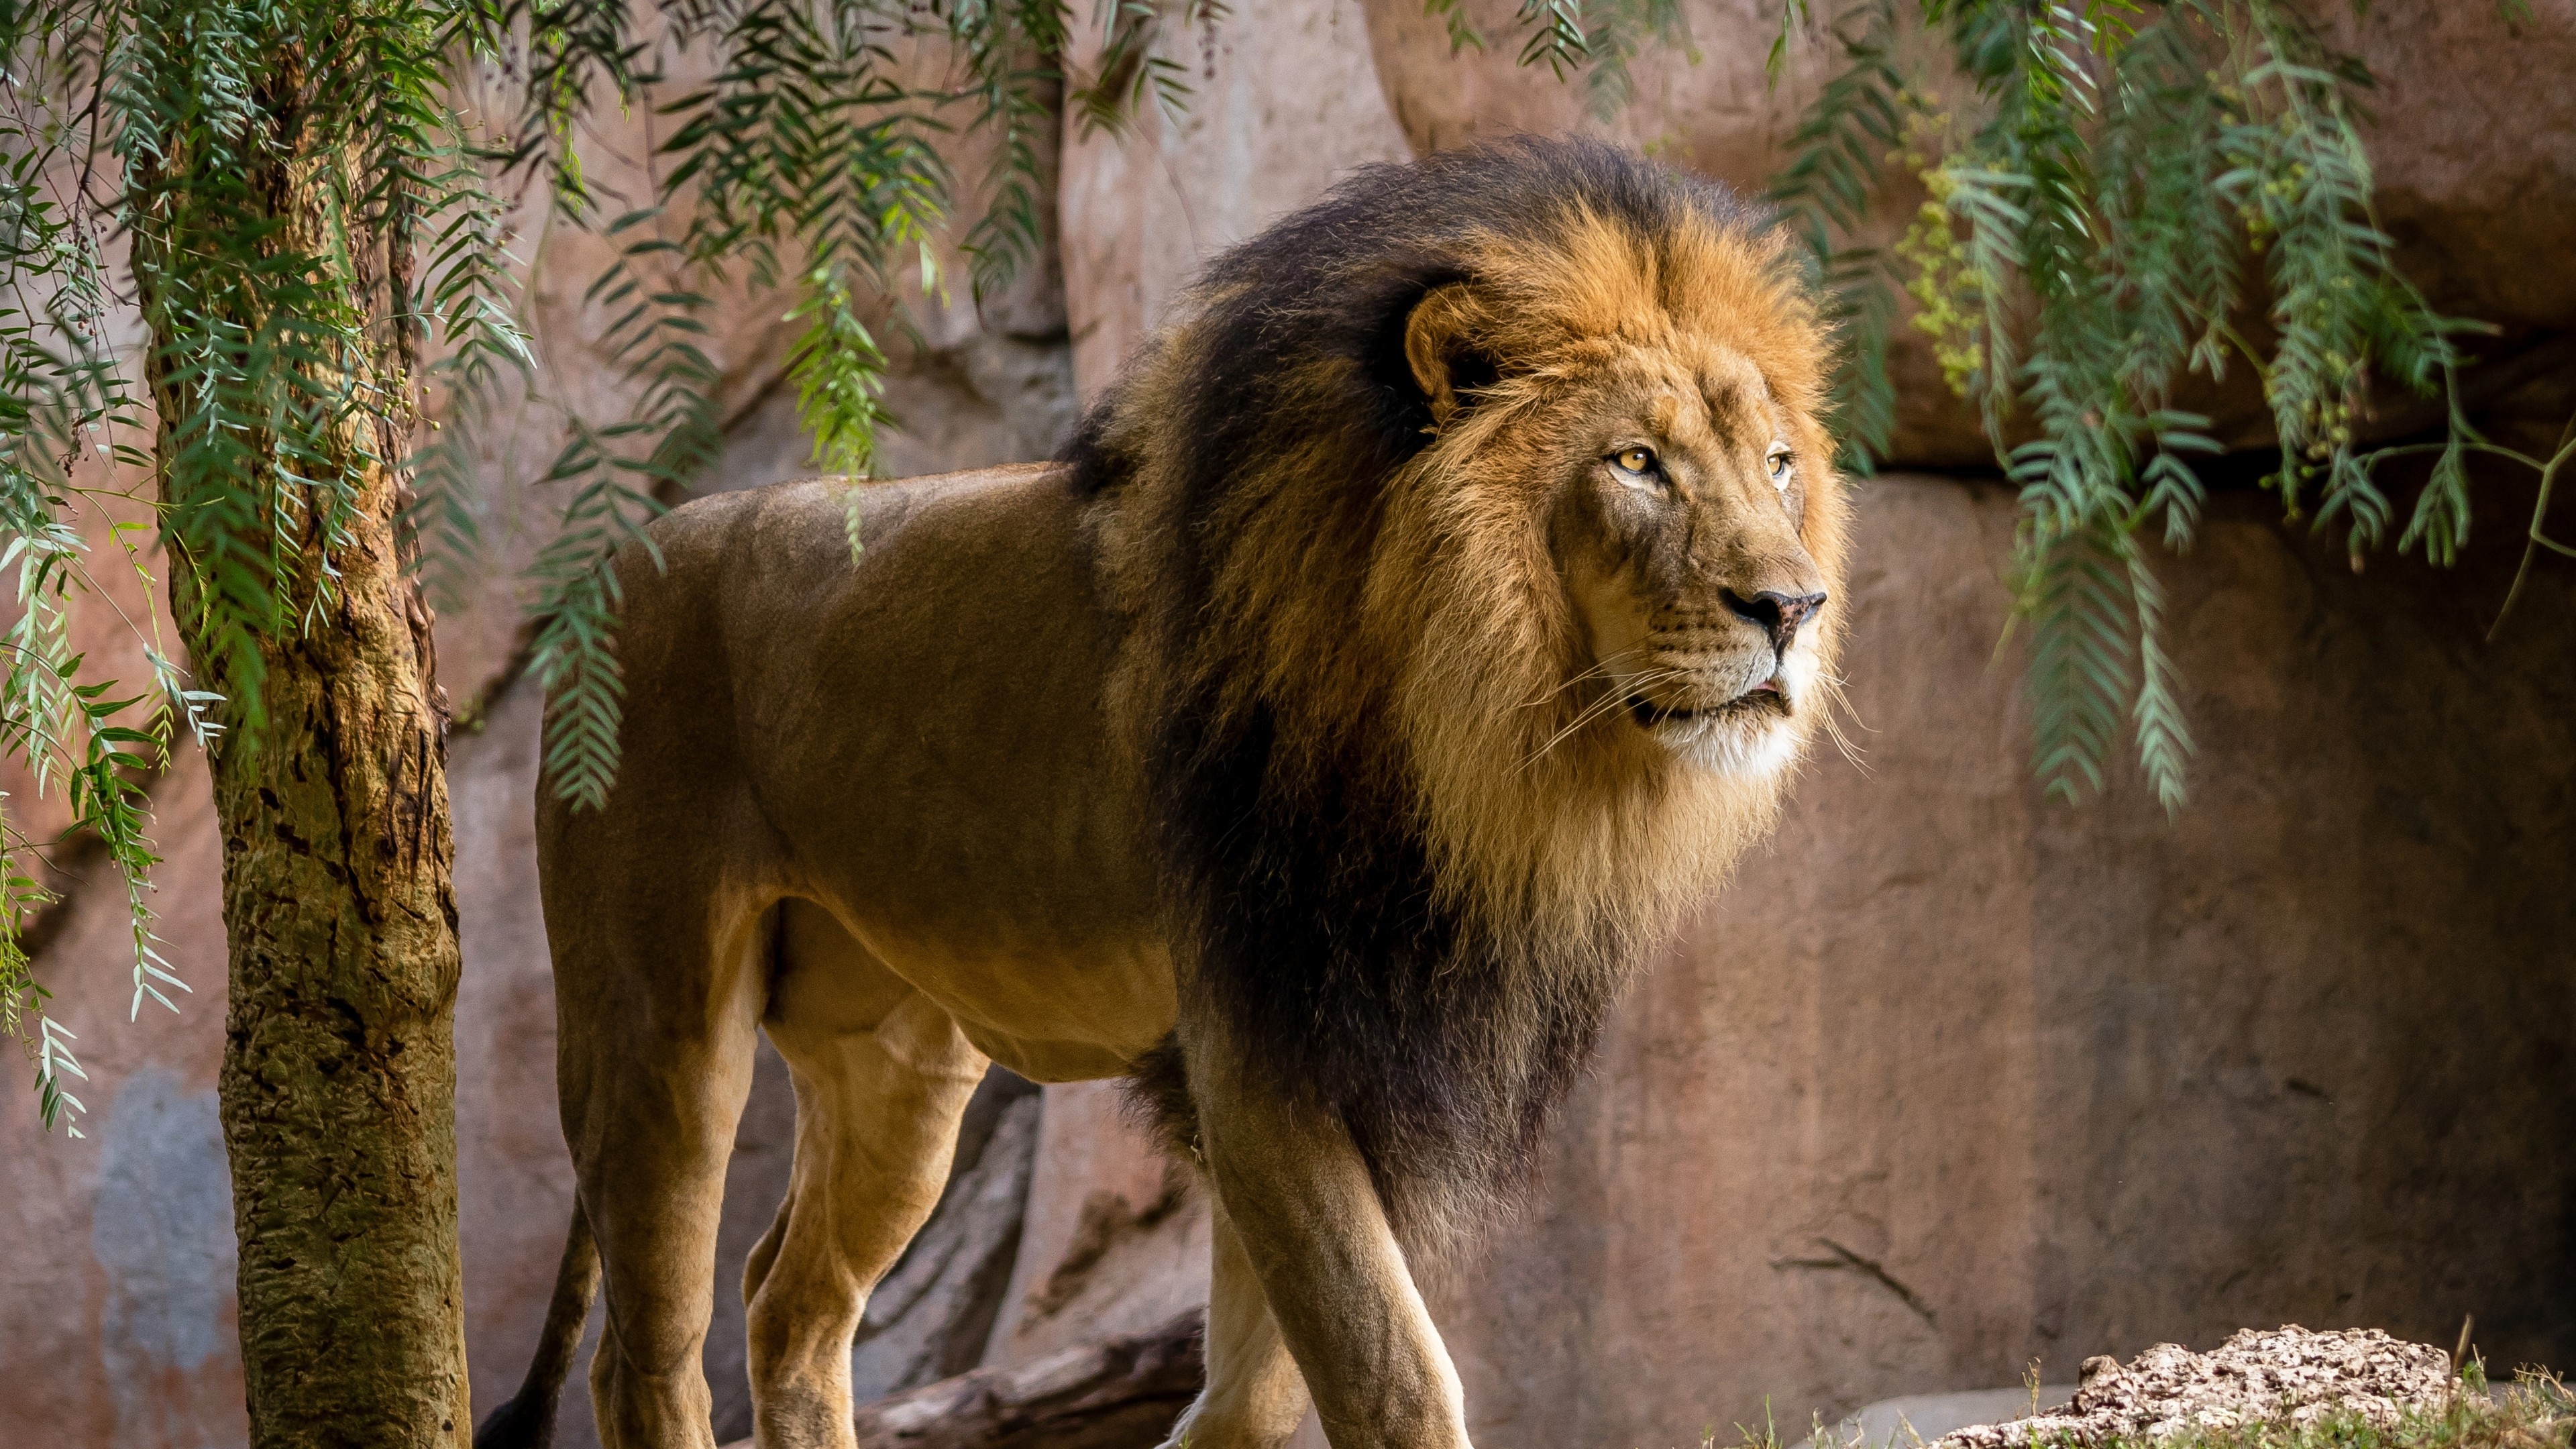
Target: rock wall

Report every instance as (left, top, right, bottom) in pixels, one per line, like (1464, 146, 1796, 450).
(5, 6, 2574, 1449)
(1361, 0, 2576, 461)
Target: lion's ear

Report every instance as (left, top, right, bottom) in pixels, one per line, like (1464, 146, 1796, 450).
(1404, 282, 1498, 429)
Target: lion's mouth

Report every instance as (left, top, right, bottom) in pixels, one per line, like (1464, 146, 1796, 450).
(1625, 681, 1788, 729)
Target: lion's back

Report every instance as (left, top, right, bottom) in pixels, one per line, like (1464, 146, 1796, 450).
(588, 462, 1159, 965)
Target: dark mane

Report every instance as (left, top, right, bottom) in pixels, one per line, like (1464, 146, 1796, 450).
(1091, 138, 1778, 1249)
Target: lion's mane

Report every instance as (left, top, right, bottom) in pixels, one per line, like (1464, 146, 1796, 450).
(1072, 138, 1847, 1246)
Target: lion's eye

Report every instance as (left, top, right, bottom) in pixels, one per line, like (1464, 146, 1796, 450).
(1613, 447, 1658, 476)
(1766, 445, 1794, 491)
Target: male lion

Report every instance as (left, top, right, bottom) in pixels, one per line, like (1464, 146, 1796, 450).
(481, 138, 1849, 1449)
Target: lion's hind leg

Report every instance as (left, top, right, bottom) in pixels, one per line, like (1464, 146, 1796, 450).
(746, 900, 987, 1449)
(547, 862, 768, 1449)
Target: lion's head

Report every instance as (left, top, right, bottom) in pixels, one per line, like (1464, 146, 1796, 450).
(1078, 137, 1849, 1242)
(1394, 221, 1842, 788)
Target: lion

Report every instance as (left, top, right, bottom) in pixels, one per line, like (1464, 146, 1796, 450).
(478, 137, 1849, 1449)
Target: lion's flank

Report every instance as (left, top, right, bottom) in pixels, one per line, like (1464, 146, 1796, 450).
(1079, 137, 1844, 1250)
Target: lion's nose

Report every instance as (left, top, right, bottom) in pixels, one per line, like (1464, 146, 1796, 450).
(1724, 588, 1828, 657)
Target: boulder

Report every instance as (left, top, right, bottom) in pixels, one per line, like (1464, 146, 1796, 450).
(850, 1075, 1044, 1403)
(979, 1082, 1212, 1368)
(722, 1309, 1206, 1449)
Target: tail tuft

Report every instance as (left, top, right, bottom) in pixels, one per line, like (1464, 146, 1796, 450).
(474, 1205, 600, 1449)
(473, 1385, 562, 1449)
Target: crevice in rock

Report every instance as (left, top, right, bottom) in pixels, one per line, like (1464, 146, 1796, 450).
(1772, 1237, 1939, 1328)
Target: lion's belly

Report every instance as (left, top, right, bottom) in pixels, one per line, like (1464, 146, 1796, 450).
(860, 928, 1177, 1083)
(793, 791, 1175, 1077)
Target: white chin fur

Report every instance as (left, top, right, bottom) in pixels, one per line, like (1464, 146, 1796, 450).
(1654, 714, 1801, 777)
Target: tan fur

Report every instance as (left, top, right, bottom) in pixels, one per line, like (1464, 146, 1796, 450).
(494, 149, 1847, 1449)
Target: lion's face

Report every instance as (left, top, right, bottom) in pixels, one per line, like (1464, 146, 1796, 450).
(1395, 226, 1841, 790)
(1540, 341, 1831, 778)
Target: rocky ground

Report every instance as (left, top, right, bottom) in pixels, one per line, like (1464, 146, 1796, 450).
(1925, 1329, 2565, 1449)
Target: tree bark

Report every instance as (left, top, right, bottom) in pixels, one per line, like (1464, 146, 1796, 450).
(134, 49, 469, 1449)
(195, 510, 467, 1448)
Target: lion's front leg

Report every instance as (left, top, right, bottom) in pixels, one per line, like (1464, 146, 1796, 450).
(1160, 1194, 1314, 1449)
(1183, 1034, 1475, 1449)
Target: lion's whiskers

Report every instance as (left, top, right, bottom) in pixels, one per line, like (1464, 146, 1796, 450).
(1521, 663, 1695, 769)
(1811, 667, 1870, 774)
(1517, 647, 1648, 712)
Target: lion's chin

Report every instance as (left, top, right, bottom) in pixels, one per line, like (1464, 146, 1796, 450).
(1625, 696, 1801, 778)
(1658, 718, 1799, 777)
(1617, 664, 1812, 777)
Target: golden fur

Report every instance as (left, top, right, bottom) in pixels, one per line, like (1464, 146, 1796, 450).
(481, 138, 1848, 1449)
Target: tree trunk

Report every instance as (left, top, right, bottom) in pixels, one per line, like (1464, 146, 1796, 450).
(135, 52, 470, 1449)
(191, 496, 468, 1448)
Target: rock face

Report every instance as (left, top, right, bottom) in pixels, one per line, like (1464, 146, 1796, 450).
(851, 1075, 1045, 1403)
(718, 1311, 1206, 1449)
(7, 8, 2576, 1449)
(979, 1083, 1212, 1370)
(1056, 0, 1411, 396)
(0, 750, 241, 1448)
(1941, 1328, 2457, 1449)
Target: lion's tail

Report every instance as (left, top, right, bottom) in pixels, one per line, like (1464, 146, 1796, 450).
(474, 1204, 599, 1449)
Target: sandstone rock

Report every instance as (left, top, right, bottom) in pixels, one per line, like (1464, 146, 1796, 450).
(851, 1075, 1045, 1403)
(433, 19, 1079, 694)
(2330, 3, 2576, 346)
(0, 747, 237, 1448)
(981, 1082, 1210, 1368)
(1056, 0, 1411, 400)
(1940, 1328, 2457, 1449)
(1354, 0, 1994, 462)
